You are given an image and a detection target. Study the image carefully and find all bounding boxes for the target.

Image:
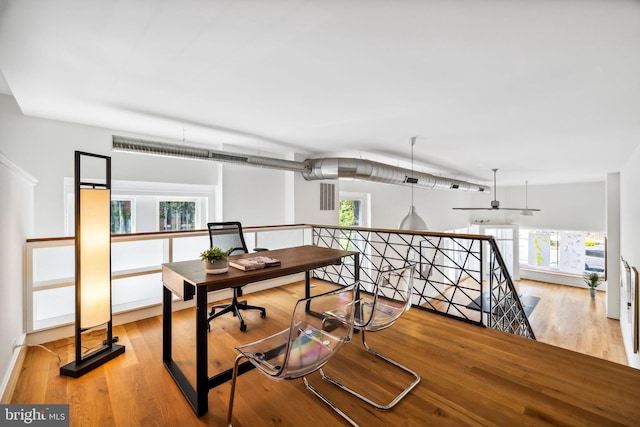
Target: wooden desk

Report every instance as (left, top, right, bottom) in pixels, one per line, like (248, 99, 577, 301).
(161, 245, 359, 416)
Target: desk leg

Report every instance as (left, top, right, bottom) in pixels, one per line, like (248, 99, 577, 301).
(305, 270, 313, 313)
(163, 283, 209, 417)
(195, 285, 209, 416)
(162, 286, 172, 364)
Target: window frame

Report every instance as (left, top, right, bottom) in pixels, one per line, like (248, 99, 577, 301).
(111, 197, 135, 234)
(64, 178, 213, 235)
(157, 198, 201, 232)
(519, 228, 606, 276)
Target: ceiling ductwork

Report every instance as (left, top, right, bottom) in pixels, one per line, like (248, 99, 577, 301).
(112, 135, 310, 173)
(302, 157, 489, 192)
(112, 135, 489, 192)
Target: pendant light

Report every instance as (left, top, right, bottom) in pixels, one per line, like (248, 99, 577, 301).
(399, 137, 427, 230)
(520, 180, 534, 216)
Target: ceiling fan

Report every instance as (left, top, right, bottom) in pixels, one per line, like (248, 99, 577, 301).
(452, 169, 541, 214)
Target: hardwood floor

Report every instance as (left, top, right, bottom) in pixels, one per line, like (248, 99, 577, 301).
(517, 279, 628, 365)
(10, 279, 636, 426)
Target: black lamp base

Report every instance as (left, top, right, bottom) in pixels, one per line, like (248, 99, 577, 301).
(60, 344, 125, 378)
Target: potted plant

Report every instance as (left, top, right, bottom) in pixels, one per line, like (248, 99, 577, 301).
(200, 247, 233, 274)
(583, 272, 603, 299)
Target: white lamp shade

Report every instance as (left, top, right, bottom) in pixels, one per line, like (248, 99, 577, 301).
(79, 188, 111, 329)
(399, 205, 427, 230)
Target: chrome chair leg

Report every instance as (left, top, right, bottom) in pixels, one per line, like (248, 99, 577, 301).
(320, 330, 420, 410)
(302, 377, 360, 427)
(228, 358, 360, 426)
(227, 354, 245, 427)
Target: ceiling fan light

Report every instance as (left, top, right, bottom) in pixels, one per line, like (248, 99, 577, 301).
(452, 170, 541, 213)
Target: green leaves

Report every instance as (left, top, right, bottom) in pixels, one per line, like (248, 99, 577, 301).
(583, 272, 603, 288)
(200, 247, 233, 262)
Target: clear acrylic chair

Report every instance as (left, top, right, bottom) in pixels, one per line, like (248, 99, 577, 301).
(227, 284, 359, 426)
(320, 264, 420, 410)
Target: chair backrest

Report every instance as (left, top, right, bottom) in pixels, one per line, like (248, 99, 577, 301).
(253, 284, 357, 380)
(357, 264, 415, 332)
(207, 222, 248, 256)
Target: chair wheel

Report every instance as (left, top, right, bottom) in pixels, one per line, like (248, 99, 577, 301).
(260, 311, 266, 318)
(240, 323, 247, 332)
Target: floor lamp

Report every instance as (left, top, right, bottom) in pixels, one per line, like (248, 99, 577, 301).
(60, 151, 125, 377)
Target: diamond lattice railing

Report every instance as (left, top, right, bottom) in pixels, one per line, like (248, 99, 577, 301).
(310, 225, 535, 340)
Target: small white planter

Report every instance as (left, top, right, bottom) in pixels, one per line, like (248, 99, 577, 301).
(204, 260, 229, 274)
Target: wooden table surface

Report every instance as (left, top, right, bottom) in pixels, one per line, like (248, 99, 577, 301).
(162, 244, 358, 298)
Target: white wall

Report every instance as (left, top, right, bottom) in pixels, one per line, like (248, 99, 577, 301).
(337, 178, 606, 234)
(0, 152, 36, 398)
(338, 179, 474, 231)
(620, 146, 640, 369)
(293, 173, 341, 226)
(222, 162, 289, 227)
(467, 181, 606, 231)
(606, 173, 621, 320)
(0, 93, 219, 238)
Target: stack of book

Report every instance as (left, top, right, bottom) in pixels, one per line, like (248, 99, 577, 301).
(229, 256, 281, 271)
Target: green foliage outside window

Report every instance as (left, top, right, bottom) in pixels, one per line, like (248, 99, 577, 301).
(111, 200, 131, 234)
(585, 238, 598, 247)
(339, 200, 355, 226)
(159, 201, 196, 231)
(338, 200, 356, 251)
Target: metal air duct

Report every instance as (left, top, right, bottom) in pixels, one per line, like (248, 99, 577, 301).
(112, 135, 310, 173)
(301, 158, 489, 192)
(112, 135, 489, 192)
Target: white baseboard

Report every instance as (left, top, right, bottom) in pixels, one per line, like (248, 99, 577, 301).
(521, 268, 608, 291)
(1, 332, 26, 403)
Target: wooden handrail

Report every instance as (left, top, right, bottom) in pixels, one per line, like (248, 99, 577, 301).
(25, 223, 312, 243)
(26, 223, 493, 243)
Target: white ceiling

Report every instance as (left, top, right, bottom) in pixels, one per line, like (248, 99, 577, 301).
(1, 0, 639, 186)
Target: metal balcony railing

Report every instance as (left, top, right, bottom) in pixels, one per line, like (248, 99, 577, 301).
(309, 225, 536, 339)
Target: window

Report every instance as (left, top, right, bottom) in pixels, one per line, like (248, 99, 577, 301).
(519, 229, 606, 275)
(64, 178, 213, 235)
(339, 200, 357, 227)
(111, 199, 133, 234)
(159, 201, 196, 231)
(338, 193, 371, 265)
(339, 192, 369, 227)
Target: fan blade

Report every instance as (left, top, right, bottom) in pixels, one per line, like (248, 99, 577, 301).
(452, 207, 541, 211)
(452, 207, 499, 210)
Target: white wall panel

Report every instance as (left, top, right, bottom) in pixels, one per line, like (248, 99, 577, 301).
(620, 147, 640, 369)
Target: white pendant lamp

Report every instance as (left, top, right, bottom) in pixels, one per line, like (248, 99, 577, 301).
(399, 137, 427, 230)
(520, 181, 534, 216)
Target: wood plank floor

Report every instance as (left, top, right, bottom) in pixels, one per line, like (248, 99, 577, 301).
(518, 279, 628, 365)
(10, 279, 638, 426)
